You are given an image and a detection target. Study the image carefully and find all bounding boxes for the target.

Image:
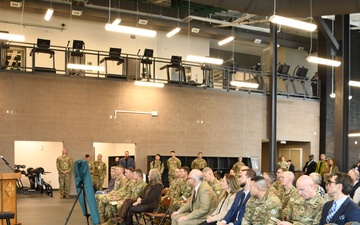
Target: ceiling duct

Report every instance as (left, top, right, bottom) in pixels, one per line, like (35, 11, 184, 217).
(191, 0, 360, 17)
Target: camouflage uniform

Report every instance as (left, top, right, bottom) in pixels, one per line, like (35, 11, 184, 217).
(282, 193, 325, 224)
(172, 179, 193, 211)
(271, 181, 285, 198)
(232, 161, 245, 177)
(87, 160, 95, 180)
(242, 191, 282, 225)
(107, 179, 147, 220)
(280, 186, 300, 209)
(150, 160, 164, 174)
(191, 158, 207, 170)
(167, 157, 181, 184)
(209, 178, 224, 199)
(93, 160, 107, 191)
(56, 154, 73, 197)
(97, 175, 127, 216)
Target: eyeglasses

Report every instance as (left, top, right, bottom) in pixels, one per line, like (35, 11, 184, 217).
(326, 179, 337, 185)
(188, 177, 196, 180)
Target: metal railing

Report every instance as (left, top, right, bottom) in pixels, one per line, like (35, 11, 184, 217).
(0, 41, 320, 100)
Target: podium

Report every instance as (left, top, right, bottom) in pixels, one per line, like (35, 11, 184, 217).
(0, 173, 21, 225)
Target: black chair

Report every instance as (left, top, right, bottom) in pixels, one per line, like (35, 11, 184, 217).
(0, 212, 14, 225)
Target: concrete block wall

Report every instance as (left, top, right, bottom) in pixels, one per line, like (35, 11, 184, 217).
(0, 71, 320, 193)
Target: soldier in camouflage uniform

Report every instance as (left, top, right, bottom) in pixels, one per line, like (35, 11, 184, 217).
(56, 148, 73, 199)
(242, 176, 282, 225)
(97, 165, 126, 223)
(106, 169, 147, 223)
(93, 154, 107, 191)
(150, 154, 164, 175)
(167, 150, 181, 185)
(232, 156, 245, 177)
(277, 156, 289, 170)
(203, 167, 224, 198)
(191, 152, 207, 171)
(85, 154, 94, 181)
(279, 171, 300, 220)
(280, 175, 325, 224)
(171, 166, 193, 211)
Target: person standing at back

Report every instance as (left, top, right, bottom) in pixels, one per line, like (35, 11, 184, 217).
(150, 154, 164, 175)
(303, 154, 317, 175)
(120, 151, 135, 169)
(191, 152, 207, 171)
(232, 156, 245, 177)
(167, 150, 181, 185)
(56, 148, 73, 199)
(93, 154, 107, 191)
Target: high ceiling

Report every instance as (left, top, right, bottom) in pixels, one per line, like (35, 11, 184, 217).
(2, 0, 360, 53)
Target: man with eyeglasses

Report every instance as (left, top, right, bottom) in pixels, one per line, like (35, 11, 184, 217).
(320, 172, 360, 225)
(171, 169, 217, 225)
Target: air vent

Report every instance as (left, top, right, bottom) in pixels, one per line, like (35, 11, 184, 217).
(191, 27, 200, 33)
(138, 19, 148, 25)
(10, 1, 22, 8)
(72, 10, 83, 16)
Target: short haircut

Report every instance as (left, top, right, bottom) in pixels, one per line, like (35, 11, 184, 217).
(155, 154, 161, 157)
(263, 172, 276, 184)
(243, 169, 257, 180)
(198, 152, 203, 155)
(124, 167, 133, 172)
(181, 166, 190, 175)
(110, 166, 116, 171)
(283, 171, 295, 181)
(85, 154, 90, 158)
(116, 165, 125, 170)
(191, 169, 204, 182)
(170, 150, 175, 153)
(334, 172, 353, 195)
(277, 168, 287, 172)
(309, 172, 322, 185)
(134, 169, 143, 176)
(202, 167, 213, 173)
(252, 176, 268, 190)
(287, 159, 292, 163)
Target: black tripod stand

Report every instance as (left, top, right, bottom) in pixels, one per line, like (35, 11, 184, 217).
(65, 182, 90, 225)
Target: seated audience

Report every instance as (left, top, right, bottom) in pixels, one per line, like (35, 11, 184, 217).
(171, 169, 217, 225)
(348, 168, 360, 205)
(114, 169, 163, 225)
(218, 169, 256, 225)
(241, 176, 282, 225)
(200, 174, 240, 225)
(280, 175, 325, 224)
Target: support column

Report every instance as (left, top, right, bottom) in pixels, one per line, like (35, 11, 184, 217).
(269, 23, 278, 172)
(334, 15, 350, 171)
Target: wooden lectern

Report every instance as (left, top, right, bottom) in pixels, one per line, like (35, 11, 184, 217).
(0, 173, 21, 225)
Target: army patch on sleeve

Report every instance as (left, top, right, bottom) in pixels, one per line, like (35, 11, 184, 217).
(271, 209, 277, 215)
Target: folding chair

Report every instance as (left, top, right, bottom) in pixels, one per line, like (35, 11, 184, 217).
(143, 196, 173, 225)
(161, 187, 169, 196)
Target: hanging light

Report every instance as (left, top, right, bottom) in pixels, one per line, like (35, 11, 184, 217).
(0, 33, 25, 42)
(166, 27, 181, 38)
(348, 131, 360, 137)
(134, 81, 164, 88)
(67, 63, 105, 72)
(112, 18, 122, 25)
(349, 80, 360, 87)
(44, 8, 54, 21)
(186, 55, 223, 65)
(269, 15, 317, 32)
(230, 81, 259, 89)
(218, 36, 235, 46)
(306, 56, 341, 67)
(105, 23, 156, 38)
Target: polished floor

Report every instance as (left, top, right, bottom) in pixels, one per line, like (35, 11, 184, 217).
(17, 190, 88, 225)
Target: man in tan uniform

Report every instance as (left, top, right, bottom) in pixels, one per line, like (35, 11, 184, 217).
(56, 148, 73, 199)
(167, 150, 181, 184)
(93, 154, 107, 191)
(191, 152, 207, 171)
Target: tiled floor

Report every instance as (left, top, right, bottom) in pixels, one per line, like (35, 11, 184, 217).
(17, 190, 88, 225)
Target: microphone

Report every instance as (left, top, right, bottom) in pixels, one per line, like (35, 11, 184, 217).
(0, 155, 9, 165)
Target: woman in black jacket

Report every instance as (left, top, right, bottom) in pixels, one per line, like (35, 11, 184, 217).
(114, 169, 163, 225)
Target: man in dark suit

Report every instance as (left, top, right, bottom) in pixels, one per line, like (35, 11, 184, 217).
(171, 169, 217, 225)
(302, 154, 317, 175)
(218, 169, 256, 225)
(320, 172, 360, 225)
